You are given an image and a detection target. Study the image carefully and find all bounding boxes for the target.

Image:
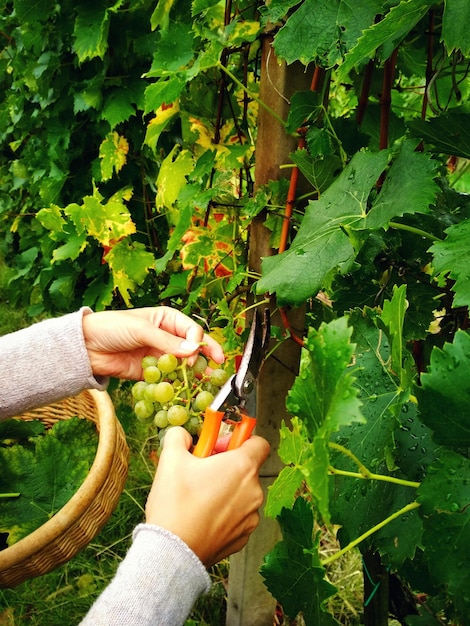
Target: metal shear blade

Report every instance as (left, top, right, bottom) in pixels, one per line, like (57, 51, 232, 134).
(192, 308, 270, 457)
(212, 307, 270, 419)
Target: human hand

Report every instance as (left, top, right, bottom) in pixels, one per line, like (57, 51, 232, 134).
(145, 427, 270, 567)
(82, 307, 224, 380)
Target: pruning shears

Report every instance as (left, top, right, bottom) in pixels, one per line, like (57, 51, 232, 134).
(193, 308, 270, 457)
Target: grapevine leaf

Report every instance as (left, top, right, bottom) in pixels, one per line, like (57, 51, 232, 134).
(0, 419, 45, 440)
(261, 498, 340, 626)
(159, 270, 192, 300)
(442, 0, 470, 56)
(156, 147, 194, 210)
(36, 206, 88, 261)
(255, 150, 390, 306)
(51, 230, 88, 263)
(259, 0, 302, 26)
(150, 0, 177, 31)
(277, 417, 310, 466)
(265, 465, 303, 519)
(339, 0, 434, 78)
(226, 19, 261, 47)
(191, 0, 222, 16)
(265, 418, 310, 518)
(285, 317, 364, 523)
(329, 309, 428, 567)
(146, 21, 195, 76)
(49, 275, 75, 309)
(144, 76, 187, 114)
(101, 90, 137, 130)
(155, 200, 194, 273)
(66, 187, 135, 247)
(418, 450, 470, 516)
(13, 0, 55, 23)
(377, 284, 409, 387)
(286, 91, 322, 134)
(36, 204, 67, 239)
(99, 132, 129, 182)
(73, 2, 110, 63)
(415, 330, 470, 447)
(429, 220, 470, 308)
(73, 76, 104, 114)
(273, 0, 380, 68)
(421, 512, 470, 617)
(0, 418, 96, 545)
(408, 110, 470, 160)
(365, 140, 439, 230)
(144, 103, 180, 154)
(418, 450, 470, 616)
(287, 317, 363, 437)
(105, 238, 155, 307)
(290, 150, 342, 195)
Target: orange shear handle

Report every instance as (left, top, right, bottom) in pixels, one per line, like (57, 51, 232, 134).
(192, 407, 257, 458)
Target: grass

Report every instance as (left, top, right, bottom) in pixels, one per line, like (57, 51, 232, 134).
(0, 256, 37, 335)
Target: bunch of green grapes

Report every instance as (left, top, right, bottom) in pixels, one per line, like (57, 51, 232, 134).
(131, 353, 229, 450)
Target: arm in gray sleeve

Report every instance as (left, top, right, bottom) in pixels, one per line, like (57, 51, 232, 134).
(79, 524, 211, 626)
(0, 308, 108, 420)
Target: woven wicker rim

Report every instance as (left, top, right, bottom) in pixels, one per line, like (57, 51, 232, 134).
(0, 389, 123, 571)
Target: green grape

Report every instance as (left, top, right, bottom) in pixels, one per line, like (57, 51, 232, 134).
(177, 367, 195, 383)
(132, 353, 228, 441)
(194, 390, 214, 412)
(186, 416, 202, 436)
(134, 399, 154, 422)
(153, 381, 175, 404)
(193, 354, 208, 376)
(131, 380, 148, 401)
(210, 368, 229, 387)
(167, 405, 189, 426)
(142, 355, 158, 369)
(157, 353, 178, 374)
(143, 365, 162, 384)
(154, 409, 169, 429)
(202, 382, 219, 396)
(144, 383, 160, 402)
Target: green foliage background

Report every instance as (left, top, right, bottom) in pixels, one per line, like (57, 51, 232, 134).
(1, 0, 470, 624)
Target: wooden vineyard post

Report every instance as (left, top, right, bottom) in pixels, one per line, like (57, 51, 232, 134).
(225, 34, 312, 626)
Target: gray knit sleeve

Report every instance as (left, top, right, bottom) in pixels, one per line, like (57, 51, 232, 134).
(0, 308, 108, 420)
(79, 524, 212, 626)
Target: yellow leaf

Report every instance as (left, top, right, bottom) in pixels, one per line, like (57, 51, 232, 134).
(99, 131, 129, 181)
(156, 146, 194, 213)
(145, 102, 179, 153)
(189, 117, 229, 160)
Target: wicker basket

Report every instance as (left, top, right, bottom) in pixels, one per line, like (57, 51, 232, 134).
(0, 389, 129, 588)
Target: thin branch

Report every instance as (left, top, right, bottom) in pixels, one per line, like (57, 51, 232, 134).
(321, 501, 421, 566)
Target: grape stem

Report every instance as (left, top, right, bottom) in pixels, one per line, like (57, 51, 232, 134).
(179, 358, 191, 396)
(328, 442, 421, 488)
(321, 501, 421, 566)
(328, 466, 420, 489)
(233, 298, 270, 320)
(175, 359, 210, 413)
(0, 492, 20, 498)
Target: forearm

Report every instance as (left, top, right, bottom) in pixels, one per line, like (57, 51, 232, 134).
(0, 308, 107, 419)
(79, 524, 211, 626)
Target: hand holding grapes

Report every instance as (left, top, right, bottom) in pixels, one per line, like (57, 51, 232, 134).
(82, 307, 224, 380)
(145, 426, 270, 567)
